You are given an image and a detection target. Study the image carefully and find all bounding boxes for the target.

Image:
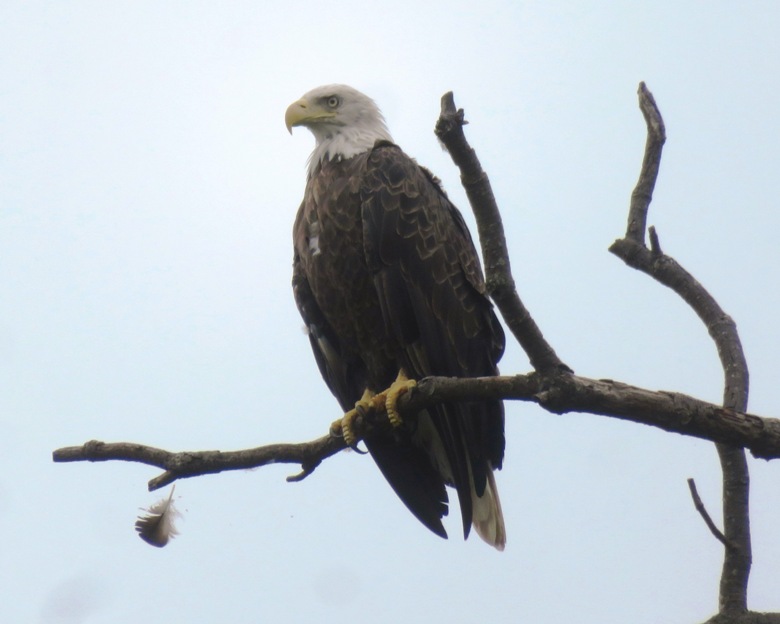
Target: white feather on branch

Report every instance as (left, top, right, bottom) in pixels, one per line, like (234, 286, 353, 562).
(135, 486, 181, 547)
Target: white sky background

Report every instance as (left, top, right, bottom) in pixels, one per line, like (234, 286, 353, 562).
(2, 1, 779, 622)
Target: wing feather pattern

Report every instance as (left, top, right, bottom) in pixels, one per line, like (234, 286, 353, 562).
(360, 144, 505, 538)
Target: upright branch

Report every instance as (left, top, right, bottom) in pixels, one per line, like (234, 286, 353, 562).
(434, 92, 569, 374)
(625, 84, 666, 244)
(610, 82, 752, 617)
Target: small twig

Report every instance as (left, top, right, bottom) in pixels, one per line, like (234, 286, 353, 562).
(688, 478, 734, 549)
(648, 225, 662, 255)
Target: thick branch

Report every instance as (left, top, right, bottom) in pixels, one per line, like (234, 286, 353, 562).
(610, 82, 752, 615)
(703, 613, 780, 624)
(52, 372, 780, 491)
(434, 92, 568, 374)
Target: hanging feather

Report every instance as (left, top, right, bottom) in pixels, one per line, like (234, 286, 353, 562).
(135, 485, 181, 547)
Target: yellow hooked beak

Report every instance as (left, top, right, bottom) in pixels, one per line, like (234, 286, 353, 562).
(285, 97, 336, 134)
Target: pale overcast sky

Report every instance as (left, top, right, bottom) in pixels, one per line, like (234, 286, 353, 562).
(2, 2, 779, 623)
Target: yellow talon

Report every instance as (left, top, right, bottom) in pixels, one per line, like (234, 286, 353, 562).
(385, 371, 417, 429)
(332, 389, 375, 448)
(330, 374, 415, 445)
(340, 408, 360, 447)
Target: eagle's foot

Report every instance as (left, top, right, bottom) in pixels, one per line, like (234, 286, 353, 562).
(331, 389, 376, 449)
(329, 374, 415, 446)
(384, 370, 417, 428)
(331, 409, 358, 448)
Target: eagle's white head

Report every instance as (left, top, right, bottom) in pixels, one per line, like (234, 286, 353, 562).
(285, 84, 394, 177)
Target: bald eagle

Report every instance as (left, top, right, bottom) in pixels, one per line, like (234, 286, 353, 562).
(286, 85, 506, 549)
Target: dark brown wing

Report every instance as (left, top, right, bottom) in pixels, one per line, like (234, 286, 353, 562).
(292, 157, 451, 537)
(293, 249, 362, 410)
(360, 143, 505, 538)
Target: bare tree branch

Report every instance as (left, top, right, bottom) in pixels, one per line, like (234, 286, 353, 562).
(703, 612, 780, 624)
(53, 435, 348, 490)
(625, 82, 666, 244)
(610, 82, 752, 616)
(53, 372, 780, 492)
(434, 92, 569, 374)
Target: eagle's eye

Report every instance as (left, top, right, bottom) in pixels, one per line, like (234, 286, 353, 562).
(326, 96, 340, 108)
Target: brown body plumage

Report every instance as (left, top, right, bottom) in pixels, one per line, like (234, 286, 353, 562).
(288, 85, 506, 548)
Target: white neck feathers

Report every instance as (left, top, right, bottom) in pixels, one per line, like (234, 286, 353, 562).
(308, 124, 392, 177)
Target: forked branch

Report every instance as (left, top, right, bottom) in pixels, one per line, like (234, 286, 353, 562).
(610, 82, 753, 620)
